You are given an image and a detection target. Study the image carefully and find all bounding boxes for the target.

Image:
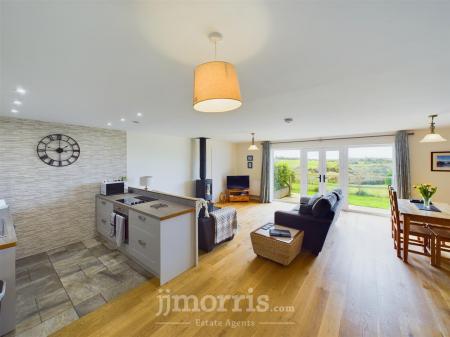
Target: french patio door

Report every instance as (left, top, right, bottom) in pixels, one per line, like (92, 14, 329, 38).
(301, 149, 342, 196)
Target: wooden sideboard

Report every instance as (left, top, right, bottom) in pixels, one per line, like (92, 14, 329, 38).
(228, 188, 250, 202)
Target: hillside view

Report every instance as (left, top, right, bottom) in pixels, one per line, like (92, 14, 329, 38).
(274, 151, 393, 209)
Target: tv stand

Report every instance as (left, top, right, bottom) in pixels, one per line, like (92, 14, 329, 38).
(228, 188, 250, 202)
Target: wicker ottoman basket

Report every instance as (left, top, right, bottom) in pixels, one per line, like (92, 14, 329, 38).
(250, 224, 304, 266)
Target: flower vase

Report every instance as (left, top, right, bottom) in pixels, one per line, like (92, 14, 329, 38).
(423, 197, 431, 208)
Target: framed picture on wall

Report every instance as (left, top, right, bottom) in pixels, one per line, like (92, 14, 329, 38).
(247, 161, 253, 169)
(431, 151, 450, 171)
(247, 155, 253, 161)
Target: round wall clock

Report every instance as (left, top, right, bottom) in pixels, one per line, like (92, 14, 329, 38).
(36, 134, 80, 167)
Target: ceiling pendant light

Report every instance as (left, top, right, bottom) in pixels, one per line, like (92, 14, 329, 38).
(193, 32, 242, 113)
(420, 114, 447, 143)
(248, 133, 258, 151)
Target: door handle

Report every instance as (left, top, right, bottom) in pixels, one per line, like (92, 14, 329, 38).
(318, 175, 322, 183)
(138, 239, 146, 247)
(323, 175, 326, 182)
(138, 215, 146, 222)
(101, 201, 106, 205)
(0, 280, 5, 302)
(101, 219, 106, 224)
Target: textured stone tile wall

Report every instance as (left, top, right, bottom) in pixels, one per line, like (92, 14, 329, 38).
(0, 117, 126, 258)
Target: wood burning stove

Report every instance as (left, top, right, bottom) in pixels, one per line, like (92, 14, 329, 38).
(196, 179, 212, 201)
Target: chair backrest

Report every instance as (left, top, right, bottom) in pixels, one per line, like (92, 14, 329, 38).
(388, 185, 394, 217)
(390, 189, 401, 229)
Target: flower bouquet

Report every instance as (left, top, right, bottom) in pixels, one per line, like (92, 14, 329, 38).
(413, 183, 437, 208)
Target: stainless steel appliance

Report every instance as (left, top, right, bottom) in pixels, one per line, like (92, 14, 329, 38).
(100, 181, 125, 196)
(0, 280, 5, 311)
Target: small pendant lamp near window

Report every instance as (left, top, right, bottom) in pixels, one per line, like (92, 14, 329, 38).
(248, 133, 258, 151)
(420, 114, 447, 143)
(193, 32, 242, 113)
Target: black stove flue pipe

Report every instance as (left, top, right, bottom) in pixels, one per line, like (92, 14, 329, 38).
(199, 137, 207, 180)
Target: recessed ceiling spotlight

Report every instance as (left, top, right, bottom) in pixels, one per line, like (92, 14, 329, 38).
(136, 112, 143, 117)
(13, 100, 22, 106)
(120, 118, 126, 122)
(284, 117, 293, 124)
(11, 109, 18, 113)
(107, 122, 112, 126)
(16, 86, 27, 95)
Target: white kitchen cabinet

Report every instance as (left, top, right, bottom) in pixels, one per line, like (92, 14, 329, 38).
(128, 209, 196, 284)
(96, 198, 113, 240)
(128, 209, 160, 274)
(95, 193, 197, 285)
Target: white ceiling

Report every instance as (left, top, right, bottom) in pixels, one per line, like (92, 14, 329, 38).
(2, 0, 450, 142)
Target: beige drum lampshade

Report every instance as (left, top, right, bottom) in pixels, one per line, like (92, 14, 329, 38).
(193, 61, 242, 113)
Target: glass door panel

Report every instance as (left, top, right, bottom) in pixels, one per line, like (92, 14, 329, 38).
(348, 146, 393, 209)
(273, 150, 300, 202)
(306, 151, 320, 196)
(324, 150, 340, 192)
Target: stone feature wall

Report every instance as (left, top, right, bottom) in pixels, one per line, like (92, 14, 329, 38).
(0, 117, 126, 258)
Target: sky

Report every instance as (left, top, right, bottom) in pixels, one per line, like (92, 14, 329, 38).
(274, 146, 393, 159)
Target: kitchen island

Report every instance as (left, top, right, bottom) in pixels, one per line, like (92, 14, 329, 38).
(96, 188, 201, 285)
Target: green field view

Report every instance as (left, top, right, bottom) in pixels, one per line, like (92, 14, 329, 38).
(274, 158, 392, 209)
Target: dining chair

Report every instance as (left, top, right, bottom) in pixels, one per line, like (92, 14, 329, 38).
(388, 186, 433, 260)
(427, 225, 450, 267)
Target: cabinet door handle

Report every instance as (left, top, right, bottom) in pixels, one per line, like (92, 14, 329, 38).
(138, 239, 146, 247)
(101, 201, 106, 205)
(101, 219, 106, 224)
(138, 215, 146, 222)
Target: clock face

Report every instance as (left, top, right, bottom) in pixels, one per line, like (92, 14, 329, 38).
(37, 134, 80, 167)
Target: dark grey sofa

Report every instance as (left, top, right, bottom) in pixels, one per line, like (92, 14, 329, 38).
(274, 189, 343, 255)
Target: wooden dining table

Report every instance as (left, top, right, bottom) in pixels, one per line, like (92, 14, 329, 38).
(398, 199, 450, 262)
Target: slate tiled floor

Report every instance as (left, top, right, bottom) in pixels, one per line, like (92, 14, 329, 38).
(6, 238, 151, 337)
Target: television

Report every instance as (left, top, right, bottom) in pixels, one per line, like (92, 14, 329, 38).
(227, 175, 250, 189)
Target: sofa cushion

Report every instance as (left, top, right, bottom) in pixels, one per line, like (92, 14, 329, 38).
(299, 203, 311, 214)
(300, 194, 321, 214)
(308, 194, 322, 206)
(312, 193, 338, 218)
(332, 189, 343, 201)
(300, 196, 311, 205)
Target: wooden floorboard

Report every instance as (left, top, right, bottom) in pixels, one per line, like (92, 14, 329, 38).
(51, 201, 450, 337)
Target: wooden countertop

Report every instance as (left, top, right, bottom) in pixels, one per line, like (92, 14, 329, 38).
(132, 199, 195, 221)
(0, 204, 17, 250)
(97, 193, 195, 221)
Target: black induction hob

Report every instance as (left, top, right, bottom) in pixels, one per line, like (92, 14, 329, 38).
(116, 195, 157, 206)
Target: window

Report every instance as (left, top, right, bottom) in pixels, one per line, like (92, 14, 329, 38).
(273, 150, 300, 202)
(348, 146, 393, 209)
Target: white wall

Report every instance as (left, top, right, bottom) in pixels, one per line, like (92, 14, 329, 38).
(127, 132, 236, 201)
(235, 142, 262, 197)
(190, 139, 237, 201)
(410, 126, 450, 203)
(127, 131, 193, 196)
(210, 140, 237, 201)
